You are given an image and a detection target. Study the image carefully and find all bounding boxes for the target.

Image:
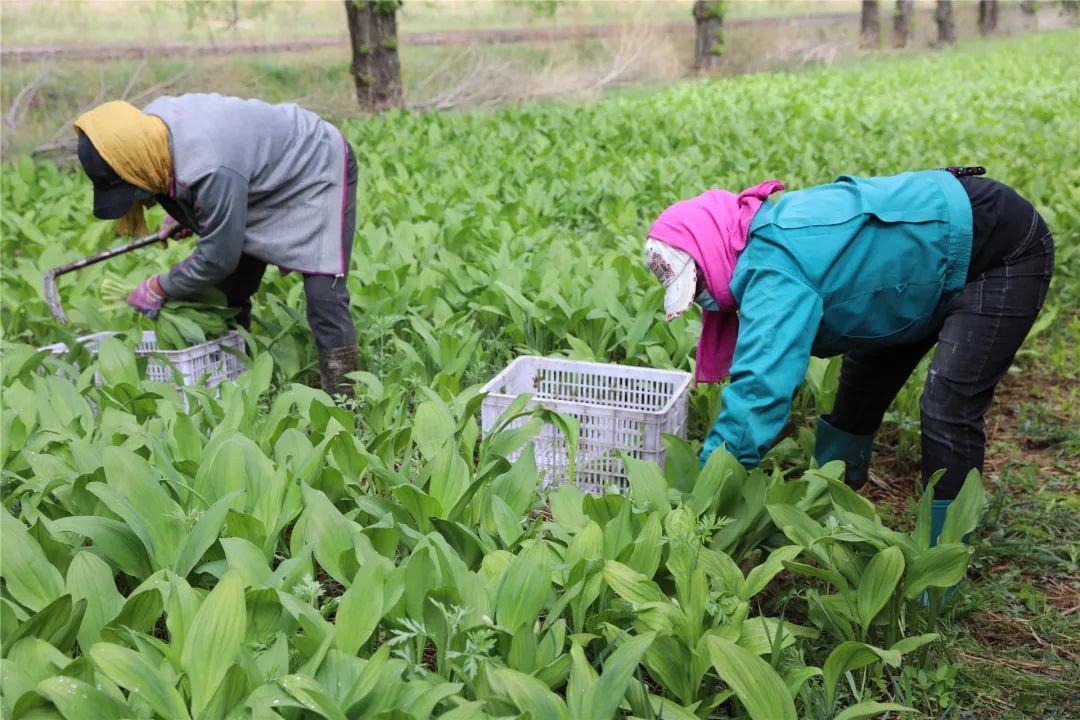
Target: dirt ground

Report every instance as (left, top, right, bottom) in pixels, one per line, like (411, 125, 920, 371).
(861, 339, 1080, 718)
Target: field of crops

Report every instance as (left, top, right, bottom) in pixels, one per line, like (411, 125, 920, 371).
(1, 30, 1078, 720)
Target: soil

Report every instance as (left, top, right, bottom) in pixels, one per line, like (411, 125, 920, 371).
(860, 365, 1080, 514)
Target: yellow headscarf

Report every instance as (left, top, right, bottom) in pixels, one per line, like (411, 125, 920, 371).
(74, 101, 173, 236)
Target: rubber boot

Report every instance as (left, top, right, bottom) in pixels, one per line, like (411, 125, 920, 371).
(813, 416, 875, 488)
(317, 345, 358, 397)
(929, 499, 952, 547)
(920, 499, 969, 605)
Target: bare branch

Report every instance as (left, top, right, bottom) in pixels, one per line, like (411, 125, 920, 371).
(4, 65, 51, 129)
(126, 69, 188, 105)
(121, 56, 149, 100)
(34, 68, 187, 158)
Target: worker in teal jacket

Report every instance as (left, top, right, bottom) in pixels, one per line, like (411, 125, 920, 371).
(645, 168, 1053, 543)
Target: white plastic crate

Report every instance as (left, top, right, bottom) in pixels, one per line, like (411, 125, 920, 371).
(40, 330, 245, 391)
(480, 356, 692, 493)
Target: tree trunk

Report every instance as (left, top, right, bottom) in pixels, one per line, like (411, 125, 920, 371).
(892, 0, 914, 47)
(935, 0, 956, 44)
(978, 0, 999, 34)
(860, 0, 881, 48)
(692, 1, 725, 71)
(344, 0, 403, 112)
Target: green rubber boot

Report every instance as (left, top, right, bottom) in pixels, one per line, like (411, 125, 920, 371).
(925, 498, 967, 604)
(929, 499, 952, 547)
(813, 416, 875, 488)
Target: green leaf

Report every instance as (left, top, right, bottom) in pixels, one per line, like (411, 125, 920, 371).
(939, 470, 986, 545)
(5, 595, 86, 654)
(46, 516, 153, 580)
(741, 545, 803, 600)
(704, 636, 796, 720)
(200, 663, 248, 720)
(181, 570, 247, 718)
(834, 700, 917, 720)
(913, 469, 946, 550)
(766, 503, 825, 554)
(412, 399, 455, 459)
(581, 632, 655, 720)
(825, 477, 877, 520)
(783, 666, 822, 697)
(0, 507, 64, 612)
(65, 552, 124, 649)
(96, 336, 140, 387)
(602, 560, 667, 605)
(89, 642, 192, 720)
(737, 617, 819, 656)
(889, 633, 939, 655)
(278, 674, 348, 720)
(690, 449, 744, 515)
(220, 537, 275, 587)
(822, 641, 900, 709)
(856, 546, 905, 631)
(566, 643, 599, 718)
(904, 544, 970, 598)
(94, 446, 185, 571)
(623, 456, 670, 513)
(489, 667, 570, 720)
(495, 541, 551, 631)
(36, 675, 129, 718)
(427, 445, 469, 517)
(335, 561, 386, 655)
(173, 490, 242, 577)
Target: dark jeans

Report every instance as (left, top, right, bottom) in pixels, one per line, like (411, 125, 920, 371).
(826, 177, 1054, 500)
(218, 143, 359, 350)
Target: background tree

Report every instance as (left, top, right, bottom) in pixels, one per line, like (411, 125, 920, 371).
(935, 0, 956, 44)
(860, 0, 881, 48)
(345, 0, 403, 112)
(893, 0, 914, 47)
(979, 0, 999, 34)
(1020, 0, 1037, 14)
(692, 1, 725, 71)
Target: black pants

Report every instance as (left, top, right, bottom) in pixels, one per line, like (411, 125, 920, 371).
(826, 177, 1054, 500)
(217, 143, 359, 350)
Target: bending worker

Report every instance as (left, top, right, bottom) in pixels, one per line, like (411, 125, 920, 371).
(645, 168, 1053, 539)
(74, 94, 359, 395)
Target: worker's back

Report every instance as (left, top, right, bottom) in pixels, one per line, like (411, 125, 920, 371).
(144, 93, 349, 276)
(739, 170, 973, 356)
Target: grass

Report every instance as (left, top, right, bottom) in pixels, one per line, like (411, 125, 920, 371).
(872, 348, 1080, 718)
(3, 4, 1065, 159)
(0, 0, 861, 46)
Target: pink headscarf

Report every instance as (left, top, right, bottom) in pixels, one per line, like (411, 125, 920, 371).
(648, 180, 785, 383)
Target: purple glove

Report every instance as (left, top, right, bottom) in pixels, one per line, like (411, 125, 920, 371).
(158, 215, 193, 242)
(127, 276, 167, 318)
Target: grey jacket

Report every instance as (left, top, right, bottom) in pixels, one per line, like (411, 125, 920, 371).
(146, 94, 348, 297)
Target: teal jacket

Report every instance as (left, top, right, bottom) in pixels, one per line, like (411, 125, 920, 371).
(701, 170, 973, 467)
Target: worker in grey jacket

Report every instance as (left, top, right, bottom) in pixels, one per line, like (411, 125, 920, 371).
(74, 94, 359, 395)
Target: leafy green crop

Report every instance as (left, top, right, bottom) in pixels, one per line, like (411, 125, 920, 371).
(1, 30, 1077, 719)
(101, 272, 239, 351)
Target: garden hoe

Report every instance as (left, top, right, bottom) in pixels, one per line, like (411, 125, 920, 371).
(43, 232, 161, 324)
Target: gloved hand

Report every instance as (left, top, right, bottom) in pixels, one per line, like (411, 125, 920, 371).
(158, 215, 193, 242)
(127, 276, 167, 318)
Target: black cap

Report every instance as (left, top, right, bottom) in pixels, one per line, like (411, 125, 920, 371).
(77, 133, 136, 220)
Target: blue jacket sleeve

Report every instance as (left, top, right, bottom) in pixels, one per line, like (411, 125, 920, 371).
(701, 267, 823, 467)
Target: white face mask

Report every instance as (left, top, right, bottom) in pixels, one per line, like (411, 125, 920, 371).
(696, 287, 719, 311)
